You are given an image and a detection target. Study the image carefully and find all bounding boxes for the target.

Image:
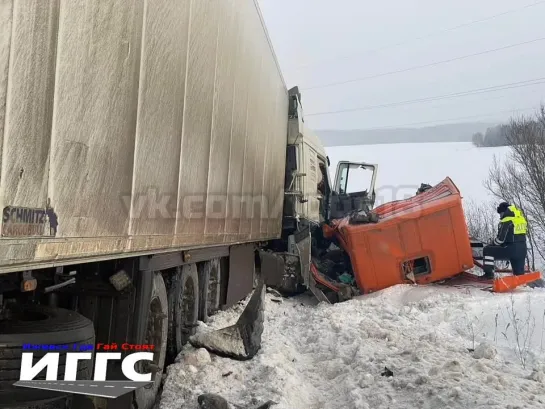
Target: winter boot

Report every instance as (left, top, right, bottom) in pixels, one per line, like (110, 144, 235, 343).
(481, 271, 495, 280)
(481, 255, 495, 280)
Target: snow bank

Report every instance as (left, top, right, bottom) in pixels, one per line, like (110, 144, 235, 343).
(159, 285, 545, 409)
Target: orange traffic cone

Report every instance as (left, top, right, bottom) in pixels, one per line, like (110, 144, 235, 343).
(493, 272, 542, 293)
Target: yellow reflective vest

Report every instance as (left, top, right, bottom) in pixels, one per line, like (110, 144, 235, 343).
(501, 205, 528, 235)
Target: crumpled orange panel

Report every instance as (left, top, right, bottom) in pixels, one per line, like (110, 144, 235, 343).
(323, 177, 474, 294)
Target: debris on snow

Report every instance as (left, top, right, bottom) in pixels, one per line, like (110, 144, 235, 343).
(159, 284, 545, 409)
(381, 367, 394, 377)
(251, 400, 277, 409)
(266, 288, 283, 298)
(473, 342, 497, 360)
(196, 392, 277, 409)
(197, 393, 229, 409)
(189, 282, 265, 361)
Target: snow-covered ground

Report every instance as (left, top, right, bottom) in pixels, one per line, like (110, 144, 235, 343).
(159, 142, 545, 409)
(160, 286, 545, 409)
(326, 142, 509, 205)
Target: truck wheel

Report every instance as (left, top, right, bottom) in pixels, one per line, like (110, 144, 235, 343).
(198, 259, 221, 323)
(0, 305, 95, 408)
(166, 264, 199, 363)
(134, 272, 168, 409)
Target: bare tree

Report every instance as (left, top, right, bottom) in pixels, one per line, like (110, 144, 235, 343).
(482, 105, 545, 270)
(464, 199, 496, 241)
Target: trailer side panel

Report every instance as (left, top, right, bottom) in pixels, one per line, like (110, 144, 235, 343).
(0, 0, 288, 273)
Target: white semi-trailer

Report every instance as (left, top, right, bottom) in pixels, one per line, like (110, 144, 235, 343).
(0, 1, 378, 408)
(0, 0, 289, 272)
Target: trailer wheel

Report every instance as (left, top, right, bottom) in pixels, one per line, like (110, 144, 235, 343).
(166, 264, 199, 363)
(0, 305, 94, 408)
(134, 272, 168, 409)
(198, 259, 221, 323)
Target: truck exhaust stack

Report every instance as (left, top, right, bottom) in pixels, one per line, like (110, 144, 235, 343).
(189, 280, 266, 361)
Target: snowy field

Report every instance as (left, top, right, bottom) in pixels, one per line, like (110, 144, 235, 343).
(327, 142, 509, 206)
(159, 142, 545, 409)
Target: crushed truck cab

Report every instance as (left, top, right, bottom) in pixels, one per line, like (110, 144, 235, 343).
(325, 177, 474, 294)
(257, 86, 542, 305)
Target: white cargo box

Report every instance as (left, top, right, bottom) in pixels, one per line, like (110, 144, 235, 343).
(0, 0, 288, 273)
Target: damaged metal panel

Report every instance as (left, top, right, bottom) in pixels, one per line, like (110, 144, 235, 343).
(175, 0, 219, 243)
(205, 0, 236, 238)
(0, 0, 58, 221)
(129, 0, 190, 236)
(49, 0, 143, 237)
(260, 250, 302, 294)
(0, 0, 289, 272)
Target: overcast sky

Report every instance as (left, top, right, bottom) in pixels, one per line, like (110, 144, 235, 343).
(257, 0, 545, 130)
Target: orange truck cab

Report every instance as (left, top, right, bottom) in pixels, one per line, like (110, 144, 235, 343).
(327, 177, 475, 294)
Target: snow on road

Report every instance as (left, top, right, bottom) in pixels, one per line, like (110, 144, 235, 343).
(159, 284, 545, 409)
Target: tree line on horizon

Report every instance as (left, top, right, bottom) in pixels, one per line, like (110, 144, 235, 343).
(472, 107, 544, 147)
(471, 124, 509, 147)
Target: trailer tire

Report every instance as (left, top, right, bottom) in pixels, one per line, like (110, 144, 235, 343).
(134, 272, 168, 409)
(0, 306, 95, 408)
(166, 264, 199, 363)
(198, 259, 221, 323)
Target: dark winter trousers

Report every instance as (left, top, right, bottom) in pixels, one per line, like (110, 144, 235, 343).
(482, 241, 527, 275)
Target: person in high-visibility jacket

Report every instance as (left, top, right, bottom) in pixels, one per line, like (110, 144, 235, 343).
(481, 202, 528, 279)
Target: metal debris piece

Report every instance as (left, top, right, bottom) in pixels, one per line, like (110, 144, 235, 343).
(190, 280, 265, 360)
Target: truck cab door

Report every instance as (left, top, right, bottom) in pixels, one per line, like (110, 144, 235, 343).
(330, 161, 378, 220)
